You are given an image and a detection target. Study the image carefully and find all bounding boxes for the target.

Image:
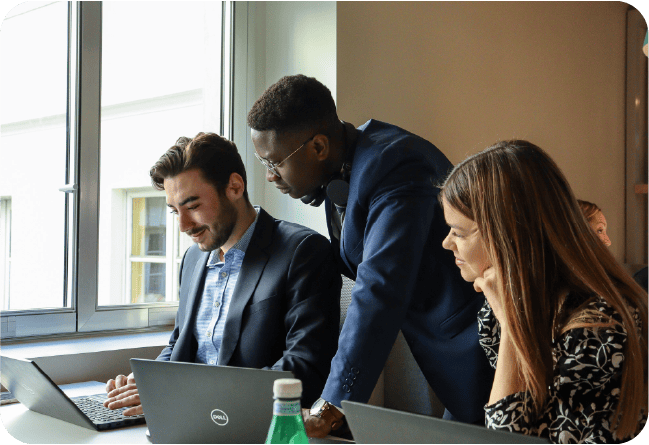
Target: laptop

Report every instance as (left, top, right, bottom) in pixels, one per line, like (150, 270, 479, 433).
(342, 400, 550, 444)
(130, 358, 293, 444)
(0, 355, 145, 431)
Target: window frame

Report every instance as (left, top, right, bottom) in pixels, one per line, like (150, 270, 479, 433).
(125, 189, 186, 306)
(0, 1, 234, 340)
(1, 197, 11, 311)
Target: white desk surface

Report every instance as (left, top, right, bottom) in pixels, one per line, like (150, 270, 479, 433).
(1, 381, 149, 444)
(1, 381, 352, 444)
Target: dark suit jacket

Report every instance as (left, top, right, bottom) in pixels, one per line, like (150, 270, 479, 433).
(322, 120, 494, 423)
(157, 207, 341, 406)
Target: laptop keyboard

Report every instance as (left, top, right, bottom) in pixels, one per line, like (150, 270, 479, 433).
(73, 394, 145, 424)
(1, 391, 18, 405)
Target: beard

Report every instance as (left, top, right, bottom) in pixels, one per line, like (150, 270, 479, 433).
(190, 198, 238, 252)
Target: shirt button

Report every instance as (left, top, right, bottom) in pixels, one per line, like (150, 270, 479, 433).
(214, 301, 221, 307)
(221, 272, 227, 278)
(209, 359, 216, 365)
(206, 331, 212, 337)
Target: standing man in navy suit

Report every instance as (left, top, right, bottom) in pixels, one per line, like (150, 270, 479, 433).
(248, 75, 494, 437)
(104, 132, 340, 415)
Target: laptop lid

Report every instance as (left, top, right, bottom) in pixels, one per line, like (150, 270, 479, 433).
(0, 355, 144, 431)
(342, 400, 549, 444)
(130, 358, 293, 444)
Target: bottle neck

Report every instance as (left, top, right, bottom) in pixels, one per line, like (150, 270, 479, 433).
(272, 398, 301, 416)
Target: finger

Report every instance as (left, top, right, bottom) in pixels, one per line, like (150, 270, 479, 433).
(122, 405, 144, 417)
(107, 383, 138, 399)
(127, 372, 136, 385)
(473, 279, 484, 294)
(107, 391, 141, 410)
(105, 379, 116, 393)
(115, 374, 128, 388)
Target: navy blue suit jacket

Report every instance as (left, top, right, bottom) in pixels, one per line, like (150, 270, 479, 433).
(322, 120, 493, 422)
(157, 207, 341, 406)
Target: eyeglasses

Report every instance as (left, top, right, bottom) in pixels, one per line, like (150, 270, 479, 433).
(254, 134, 316, 179)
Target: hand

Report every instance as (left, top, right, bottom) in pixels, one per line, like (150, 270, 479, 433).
(301, 408, 332, 438)
(104, 373, 142, 416)
(473, 266, 506, 325)
(105, 372, 134, 393)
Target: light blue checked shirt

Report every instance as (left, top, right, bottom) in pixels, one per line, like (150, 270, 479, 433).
(193, 208, 259, 365)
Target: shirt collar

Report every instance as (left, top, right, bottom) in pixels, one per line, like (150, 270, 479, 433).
(207, 206, 260, 266)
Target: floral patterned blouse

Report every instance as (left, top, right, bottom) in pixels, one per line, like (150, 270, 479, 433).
(478, 296, 645, 443)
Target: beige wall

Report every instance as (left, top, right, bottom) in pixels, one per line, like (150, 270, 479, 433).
(337, 1, 635, 262)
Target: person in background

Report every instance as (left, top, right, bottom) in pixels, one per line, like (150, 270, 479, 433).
(578, 199, 648, 291)
(248, 74, 493, 437)
(104, 133, 340, 415)
(578, 199, 611, 246)
(440, 139, 647, 443)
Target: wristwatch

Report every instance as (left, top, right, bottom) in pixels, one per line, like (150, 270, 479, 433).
(309, 398, 345, 431)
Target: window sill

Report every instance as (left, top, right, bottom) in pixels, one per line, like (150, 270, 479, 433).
(1, 330, 172, 387)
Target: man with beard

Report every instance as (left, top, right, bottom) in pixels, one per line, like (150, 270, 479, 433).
(103, 132, 340, 416)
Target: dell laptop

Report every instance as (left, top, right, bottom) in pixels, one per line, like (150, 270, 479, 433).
(0, 355, 145, 431)
(130, 358, 292, 443)
(342, 400, 549, 444)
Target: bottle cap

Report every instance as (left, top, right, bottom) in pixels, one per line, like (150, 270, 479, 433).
(273, 378, 302, 399)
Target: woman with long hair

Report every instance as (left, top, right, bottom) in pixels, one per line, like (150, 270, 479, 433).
(440, 140, 647, 443)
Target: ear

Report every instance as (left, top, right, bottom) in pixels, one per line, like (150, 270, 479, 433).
(311, 134, 330, 161)
(225, 172, 246, 201)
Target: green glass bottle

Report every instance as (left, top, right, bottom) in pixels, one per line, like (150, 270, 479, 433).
(265, 378, 309, 444)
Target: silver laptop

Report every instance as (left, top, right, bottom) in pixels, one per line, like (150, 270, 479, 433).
(342, 400, 550, 444)
(0, 355, 145, 430)
(130, 358, 292, 444)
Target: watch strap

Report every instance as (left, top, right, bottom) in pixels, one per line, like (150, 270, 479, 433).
(311, 401, 345, 431)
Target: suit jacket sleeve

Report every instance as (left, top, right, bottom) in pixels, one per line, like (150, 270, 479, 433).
(322, 143, 442, 406)
(265, 231, 341, 406)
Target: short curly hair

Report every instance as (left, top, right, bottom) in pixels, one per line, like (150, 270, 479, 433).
(247, 74, 338, 133)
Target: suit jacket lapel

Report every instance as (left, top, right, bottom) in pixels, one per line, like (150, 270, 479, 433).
(218, 208, 272, 365)
(172, 250, 209, 361)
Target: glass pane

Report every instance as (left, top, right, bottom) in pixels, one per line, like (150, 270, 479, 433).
(132, 197, 166, 257)
(131, 262, 166, 303)
(97, 1, 222, 306)
(0, 2, 69, 310)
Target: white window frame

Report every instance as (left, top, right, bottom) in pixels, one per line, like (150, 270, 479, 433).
(1, 1, 235, 340)
(1, 197, 11, 311)
(125, 189, 186, 306)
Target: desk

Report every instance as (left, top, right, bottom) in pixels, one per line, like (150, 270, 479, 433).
(1, 381, 149, 444)
(1, 382, 351, 444)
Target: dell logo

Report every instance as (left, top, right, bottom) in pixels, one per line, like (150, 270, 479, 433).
(210, 409, 229, 426)
(20, 383, 35, 395)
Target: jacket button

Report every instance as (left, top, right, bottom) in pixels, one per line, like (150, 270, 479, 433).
(342, 384, 349, 392)
(351, 367, 360, 375)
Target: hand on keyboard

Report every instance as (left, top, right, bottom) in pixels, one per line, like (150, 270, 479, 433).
(104, 372, 143, 416)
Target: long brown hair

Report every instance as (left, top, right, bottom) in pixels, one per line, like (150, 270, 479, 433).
(440, 140, 647, 438)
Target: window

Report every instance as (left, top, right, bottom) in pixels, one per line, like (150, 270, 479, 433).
(1, 1, 233, 338)
(0, 198, 11, 310)
(97, 190, 192, 306)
